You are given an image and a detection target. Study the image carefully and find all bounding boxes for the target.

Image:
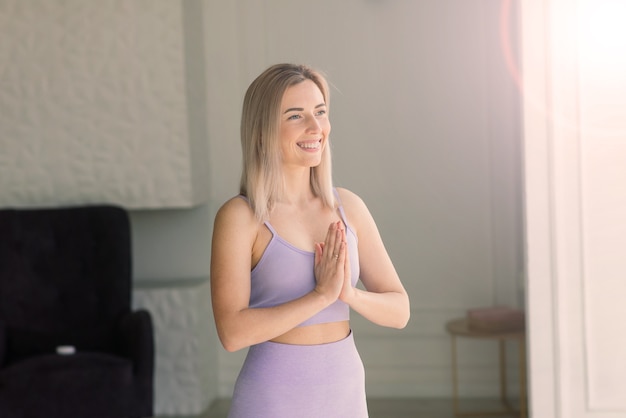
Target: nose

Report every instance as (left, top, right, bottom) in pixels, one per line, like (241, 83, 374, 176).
(306, 115, 322, 133)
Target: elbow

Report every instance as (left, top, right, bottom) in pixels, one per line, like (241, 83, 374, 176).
(221, 340, 243, 353)
(394, 296, 411, 329)
(377, 302, 410, 330)
(214, 312, 252, 352)
(218, 332, 248, 353)
(388, 308, 410, 330)
(395, 310, 410, 329)
(216, 326, 248, 353)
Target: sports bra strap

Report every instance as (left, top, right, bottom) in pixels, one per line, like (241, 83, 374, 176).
(263, 221, 277, 235)
(333, 188, 350, 227)
(336, 204, 349, 227)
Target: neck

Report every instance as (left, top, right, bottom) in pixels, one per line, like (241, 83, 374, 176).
(280, 167, 315, 206)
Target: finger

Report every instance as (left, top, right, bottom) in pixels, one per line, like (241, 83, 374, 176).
(341, 227, 349, 264)
(314, 242, 323, 266)
(337, 241, 347, 264)
(332, 223, 344, 261)
(325, 222, 339, 261)
(343, 241, 351, 279)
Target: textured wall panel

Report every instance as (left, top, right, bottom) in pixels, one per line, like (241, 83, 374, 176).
(0, 0, 208, 208)
(133, 281, 215, 416)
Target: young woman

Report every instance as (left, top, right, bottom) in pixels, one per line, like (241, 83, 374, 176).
(210, 63, 410, 418)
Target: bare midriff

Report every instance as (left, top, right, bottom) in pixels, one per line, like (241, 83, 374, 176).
(270, 320, 350, 345)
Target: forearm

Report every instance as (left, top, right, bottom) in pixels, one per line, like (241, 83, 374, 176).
(346, 287, 410, 329)
(215, 290, 332, 352)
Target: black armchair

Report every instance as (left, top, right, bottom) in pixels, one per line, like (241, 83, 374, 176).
(0, 205, 154, 418)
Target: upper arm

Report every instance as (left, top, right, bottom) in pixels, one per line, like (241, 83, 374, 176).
(337, 188, 406, 295)
(210, 198, 258, 329)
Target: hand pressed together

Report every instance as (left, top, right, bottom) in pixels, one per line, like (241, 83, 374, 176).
(313, 221, 355, 304)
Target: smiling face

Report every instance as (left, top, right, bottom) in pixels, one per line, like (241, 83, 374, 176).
(279, 79, 331, 170)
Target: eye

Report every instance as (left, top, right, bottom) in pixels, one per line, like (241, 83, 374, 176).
(315, 109, 327, 116)
(287, 114, 301, 120)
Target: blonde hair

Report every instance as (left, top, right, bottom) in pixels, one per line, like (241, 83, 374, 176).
(240, 63, 336, 221)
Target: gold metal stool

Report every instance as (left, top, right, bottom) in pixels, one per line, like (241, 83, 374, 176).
(445, 318, 527, 418)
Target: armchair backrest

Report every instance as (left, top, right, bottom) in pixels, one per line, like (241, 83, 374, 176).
(0, 205, 132, 363)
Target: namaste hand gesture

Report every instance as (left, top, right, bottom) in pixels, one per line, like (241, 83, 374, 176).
(314, 221, 354, 303)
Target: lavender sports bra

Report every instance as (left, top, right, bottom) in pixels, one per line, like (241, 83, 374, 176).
(246, 195, 360, 327)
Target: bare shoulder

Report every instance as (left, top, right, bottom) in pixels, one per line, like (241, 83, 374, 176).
(213, 196, 259, 238)
(336, 187, 368, 210)
(335, 187, 372, 228)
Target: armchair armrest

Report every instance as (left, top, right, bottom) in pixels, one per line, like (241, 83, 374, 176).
(117, 309, 154, 379)
(0, 320, 5, 367)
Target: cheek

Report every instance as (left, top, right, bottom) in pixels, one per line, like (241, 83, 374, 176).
(323, 119, 331, 135)
(279, 125, 294, 142)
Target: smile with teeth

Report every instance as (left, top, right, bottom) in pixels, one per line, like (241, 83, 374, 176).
(297, 139, 322, 150)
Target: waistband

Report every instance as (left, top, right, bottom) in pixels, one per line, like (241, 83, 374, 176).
(253, 329, 354, 353)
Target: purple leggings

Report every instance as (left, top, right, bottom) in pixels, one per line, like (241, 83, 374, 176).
(228, 331, 368, 418)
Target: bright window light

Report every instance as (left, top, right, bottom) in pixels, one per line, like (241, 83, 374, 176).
(579, 0, 626, 138)
(579, 0, 626, 72)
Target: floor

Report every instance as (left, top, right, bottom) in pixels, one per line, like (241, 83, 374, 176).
(176, 397, 526, 418)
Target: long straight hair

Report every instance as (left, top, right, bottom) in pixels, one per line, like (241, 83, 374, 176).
(240, 63, 336, 221)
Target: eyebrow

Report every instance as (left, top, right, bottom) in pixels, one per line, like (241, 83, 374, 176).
(283, 103, 326, 114)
